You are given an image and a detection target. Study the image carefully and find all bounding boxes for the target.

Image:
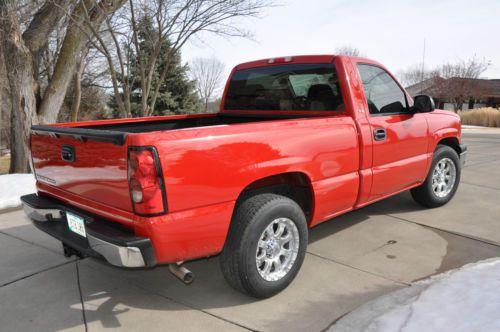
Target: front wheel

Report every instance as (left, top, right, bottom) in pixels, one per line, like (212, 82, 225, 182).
(411, 144, 461, 208)
(220, 193, 308, 298)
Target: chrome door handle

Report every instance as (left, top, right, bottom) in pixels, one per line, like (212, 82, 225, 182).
(373, 128, 386, 141)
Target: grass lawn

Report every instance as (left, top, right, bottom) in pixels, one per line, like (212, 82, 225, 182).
(0, 155, 10, 174)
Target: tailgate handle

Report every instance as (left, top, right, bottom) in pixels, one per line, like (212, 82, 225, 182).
(61, 145, 76, 162)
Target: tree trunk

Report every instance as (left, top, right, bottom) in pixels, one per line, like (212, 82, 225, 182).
(38, 0, 127, 124)
(148, 56, 174, 116)
(37, 0, 92, 124)
(23, 0, 73, 113)
(0, 1, 38, 173)
(70, 57, 85, 122)
(0, 38, 11, 152)
(204, 98, 209, 113)
(23, 0, 73, 55)
(468, 98, 475, 110)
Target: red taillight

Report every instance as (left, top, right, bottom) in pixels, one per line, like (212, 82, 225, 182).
(128, 147, 167, 216)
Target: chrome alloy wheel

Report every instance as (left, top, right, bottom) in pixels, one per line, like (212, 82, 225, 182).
(432, 157, 457, 198)
(255, 218, 300, 282)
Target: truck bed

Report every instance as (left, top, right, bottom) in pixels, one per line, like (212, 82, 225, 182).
(31, 113, 306, 146)
(81, 113, 280, 133)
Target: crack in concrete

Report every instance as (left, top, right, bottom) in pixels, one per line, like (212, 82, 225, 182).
(130, 281, 258, 332)
(382, 213, 500, 248)
(75, 261, 89, 332)
(461, 181, 500, 191)
(0, 260, 74, 288)
(306, 251, 410, 287)
(463, 157, 500, 168)
(0, 229, 66, 256)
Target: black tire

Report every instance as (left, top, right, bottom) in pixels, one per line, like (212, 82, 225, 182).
(411, 144, 461, 208)
(220, 193, 308, 298)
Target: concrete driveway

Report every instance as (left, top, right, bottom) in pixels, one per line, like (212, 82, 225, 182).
(1, 130, 499, 332)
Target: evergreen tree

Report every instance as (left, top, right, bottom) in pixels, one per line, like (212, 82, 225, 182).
(110, 17, 200, 117)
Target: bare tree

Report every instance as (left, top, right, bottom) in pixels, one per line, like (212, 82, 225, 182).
(436, 57, 491, 112)
(190, 57, 225, 112)
(88, 0, 271, 118)
(335, 45, 362, 57)
(397, 63, 440, 88)
(0, 0, 127, 173)
(65, 44, 117, 122)
(70, 48, 88, 122)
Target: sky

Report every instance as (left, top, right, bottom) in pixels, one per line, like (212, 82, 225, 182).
(182, 0, 500, 82)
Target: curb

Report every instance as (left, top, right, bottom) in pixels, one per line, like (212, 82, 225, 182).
(0, 206, 23, 215)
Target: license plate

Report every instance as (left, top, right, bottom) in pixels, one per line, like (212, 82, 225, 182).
(67, 212, 86, 238)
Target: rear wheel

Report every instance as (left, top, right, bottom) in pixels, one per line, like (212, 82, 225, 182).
(411, 144, 461, 208)
(220, 193, 308, 298)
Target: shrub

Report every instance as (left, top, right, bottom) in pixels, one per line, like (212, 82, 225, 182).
(459, 108, 500, 128)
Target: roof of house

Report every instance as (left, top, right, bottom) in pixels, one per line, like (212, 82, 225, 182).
(406, 77, 500, 99)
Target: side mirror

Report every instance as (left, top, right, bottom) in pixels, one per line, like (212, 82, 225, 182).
(412, 95, 435, 113)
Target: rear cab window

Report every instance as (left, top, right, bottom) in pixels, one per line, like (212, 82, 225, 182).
(224, 64, 344, 112)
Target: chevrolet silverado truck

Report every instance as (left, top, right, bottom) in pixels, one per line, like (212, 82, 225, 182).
(21, 55, 466, 298)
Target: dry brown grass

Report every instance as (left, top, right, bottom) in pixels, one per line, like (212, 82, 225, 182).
(0, 155, 10, 174)
(459, 107, 500, 128)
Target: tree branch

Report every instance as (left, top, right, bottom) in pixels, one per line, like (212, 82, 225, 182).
(38, 0, 128, 123)
(22, 0, 73, 54)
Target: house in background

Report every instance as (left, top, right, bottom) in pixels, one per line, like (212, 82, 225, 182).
(407, 77, 500, 111)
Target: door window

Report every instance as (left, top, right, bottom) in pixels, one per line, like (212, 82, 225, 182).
(357, 64, 408, 115)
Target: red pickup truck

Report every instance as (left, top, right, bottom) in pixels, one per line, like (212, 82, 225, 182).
(22, 55, 466, 298)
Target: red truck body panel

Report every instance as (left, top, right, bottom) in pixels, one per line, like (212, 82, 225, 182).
(30, 55, 462, 264)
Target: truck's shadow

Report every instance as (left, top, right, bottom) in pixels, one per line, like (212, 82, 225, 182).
(310, 191, 424, 243)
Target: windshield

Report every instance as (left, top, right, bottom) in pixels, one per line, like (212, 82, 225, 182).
(224, 64, 344, 111)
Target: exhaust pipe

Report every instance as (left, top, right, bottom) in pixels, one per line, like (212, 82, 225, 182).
(168, 262, 194, 284)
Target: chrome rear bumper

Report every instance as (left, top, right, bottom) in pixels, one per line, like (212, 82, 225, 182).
(21, 194, 156, 268)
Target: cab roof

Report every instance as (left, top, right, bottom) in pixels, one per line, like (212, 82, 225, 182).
(236, 55, 336, 70)
(235, 54, 378, 70)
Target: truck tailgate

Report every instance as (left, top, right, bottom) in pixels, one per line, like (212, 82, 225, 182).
(31, 125, 132, 212)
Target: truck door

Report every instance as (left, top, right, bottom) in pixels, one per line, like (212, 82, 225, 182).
(356, 64, 429, 201)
